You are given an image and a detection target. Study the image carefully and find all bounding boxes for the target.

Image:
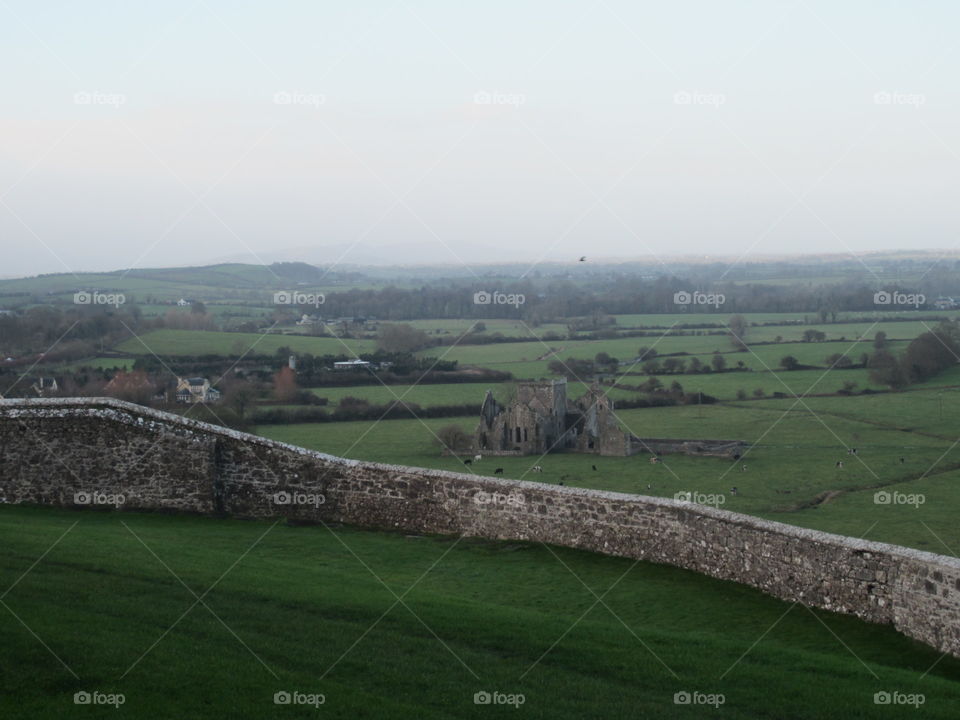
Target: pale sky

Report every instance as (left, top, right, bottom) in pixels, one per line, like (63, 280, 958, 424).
(1, 1, 958, 277)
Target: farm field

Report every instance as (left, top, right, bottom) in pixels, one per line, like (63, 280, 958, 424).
(59, 357, 136, 372)
(2, 505, 959, 719)
(311, 382, 511, 408)
(309, 381, 635, 409)
(406, 318, 569, 337)
(115, 329, 376, 358)
(427, 321, 927, 370)
(302, 369, 884, 410)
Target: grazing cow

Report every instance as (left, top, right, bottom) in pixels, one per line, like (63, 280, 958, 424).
(900, 457, 906, 464)
(649, 456, 660, 465)
(532, 465, 542, 473)
(463, 459, 472, 466)
(733, 453, 741, 461)
(474, 455, 482, 462)
(494, 468, 504, 475)
(741, 464, 747, 472)
(731, 486, 738, 496)
(836, 461, 844, 468)
(592, 465, 598, 471)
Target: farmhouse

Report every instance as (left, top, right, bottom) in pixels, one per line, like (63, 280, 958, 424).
(175, 377, 221, 404)
(30, 377, 60, 397)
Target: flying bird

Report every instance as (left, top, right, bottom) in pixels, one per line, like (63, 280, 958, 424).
(579, 256, 587, 262)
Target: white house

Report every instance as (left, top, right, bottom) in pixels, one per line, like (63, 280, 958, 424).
(175, 377, 221, 403)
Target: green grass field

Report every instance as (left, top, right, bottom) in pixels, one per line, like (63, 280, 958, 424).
(115, 329, 376, 358)
(2, 506, 958, 719)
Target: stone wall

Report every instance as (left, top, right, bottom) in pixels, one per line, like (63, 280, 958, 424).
(1, 398, 958, 658)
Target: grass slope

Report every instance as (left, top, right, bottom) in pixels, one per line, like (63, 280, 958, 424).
(1, 506, 958, 719)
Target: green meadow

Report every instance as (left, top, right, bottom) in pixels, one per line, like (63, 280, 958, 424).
(115, 329, 376, 358)
(2, 506, 958, 719)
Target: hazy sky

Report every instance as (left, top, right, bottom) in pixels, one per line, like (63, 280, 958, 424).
(1, 1, 958, 277)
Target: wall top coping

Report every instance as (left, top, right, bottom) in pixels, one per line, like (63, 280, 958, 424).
(3, 397, 959, 571)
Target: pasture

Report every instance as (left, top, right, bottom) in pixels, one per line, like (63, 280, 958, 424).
(115, 329, 376, 358)
(2, 505, 958, 719)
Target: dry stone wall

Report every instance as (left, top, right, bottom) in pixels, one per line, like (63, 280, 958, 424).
(1, 398, 958, 658)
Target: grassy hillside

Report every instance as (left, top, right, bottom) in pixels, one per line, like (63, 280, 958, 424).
(2, 506, 957, 719)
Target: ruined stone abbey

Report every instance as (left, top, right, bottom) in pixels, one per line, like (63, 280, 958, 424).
(474, 379, 745, 458)
(476, 380, 629, 456)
